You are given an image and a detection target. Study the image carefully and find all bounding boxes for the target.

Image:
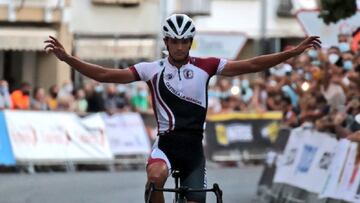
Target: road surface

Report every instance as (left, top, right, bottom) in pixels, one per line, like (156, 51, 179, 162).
(0, 166, 263, 203)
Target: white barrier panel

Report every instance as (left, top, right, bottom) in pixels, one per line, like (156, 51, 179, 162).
(4, 110, 113, 163)
(292, 131, 337, 193)
(274, 126, 360, 201)
(319, 139, 360, 201)
(339, 143, 360, 202)
(102, 112, 151, 155)
(274, 127, 337, 193)
(274, 127, 307, 184)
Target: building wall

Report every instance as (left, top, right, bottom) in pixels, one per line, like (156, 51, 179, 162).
(0, 0, 72, 90)
(70, 0, 161, 36)
(35, 23, 72, 91)
(194, 0, 304, 39)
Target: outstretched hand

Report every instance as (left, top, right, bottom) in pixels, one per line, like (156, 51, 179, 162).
(44, 36, 69, 61)
(292, 36, 321, 55)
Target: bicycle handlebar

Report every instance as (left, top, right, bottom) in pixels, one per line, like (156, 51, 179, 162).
(150, 183, 223, 203)
(155, 186, 216, 193)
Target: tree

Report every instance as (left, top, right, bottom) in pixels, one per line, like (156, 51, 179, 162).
(318, 0, 357, 24)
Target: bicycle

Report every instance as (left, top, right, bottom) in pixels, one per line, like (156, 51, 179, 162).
(145, 170, 223, 203)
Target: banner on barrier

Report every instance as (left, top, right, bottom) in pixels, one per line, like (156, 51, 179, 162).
(293, 131, 337, 193)
(102, 112, 151, 155)
(205, 112, 282, 160)
(319, 139, 360, 202)
(274, 127, 307, 184)
(4, 110, 113, 163)
(0, 112, 15, 165)
(273, 126, 360, 201)
(274, 127, 338, 193)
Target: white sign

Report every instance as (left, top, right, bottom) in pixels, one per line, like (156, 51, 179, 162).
(291, 131, 337, 193)
(4, 110, 113, 163)
(274, 128, 360, 201)
(190, 32, 247, 59)
(274, 127, 307, 184)
(274, 127, 338, 194)
(297, 10, 360, 48)
(225, 124, 253, 143)
(102, 112, 151, 155)
(319, 139, 353, 199)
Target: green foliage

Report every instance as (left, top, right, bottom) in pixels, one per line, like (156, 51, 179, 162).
(319, 0, 357, 24)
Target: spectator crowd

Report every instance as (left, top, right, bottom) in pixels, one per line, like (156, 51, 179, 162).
(1, 31, 360, 139)
(0, 79, 151, 116)
(207, 31, 360, 140)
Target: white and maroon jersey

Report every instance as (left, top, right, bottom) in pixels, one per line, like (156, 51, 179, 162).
(130, 56, 227, 134)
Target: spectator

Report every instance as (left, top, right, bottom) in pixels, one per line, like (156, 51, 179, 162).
(346, 113, 360, 142)
(73, 88, 88, 115)
(298, 92, 321, 124)
(331, 97, 360, 138)
(265, 82, 282, 111)
(219, 95, 235, 113)
(58, 81, 74, 97)
(31, 87, 48, 111)
(250, 78, 268, 112)
(240, 78, 253, 105)
(281, 96, 298, 128)
(84, 81, 105, 112)
(341, 51, 354, 71)
(208, 85, 222, 114)
(47, 84, 59, 110)
(0, 80, 11, 109)
(130, 84, 150, 112)
(57, 95, 74, 112)
(321, 63, 347, 110)
(351, 28, 360, 54)
(11, 82, 31, 110)
(327, 46, 341, 64)
(104, 83, 128, 115)
(280, 75, 299, 107)
(218, 78, 232, 100)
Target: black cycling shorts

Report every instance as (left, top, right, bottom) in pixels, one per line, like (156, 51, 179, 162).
(147, 131, 207, 203)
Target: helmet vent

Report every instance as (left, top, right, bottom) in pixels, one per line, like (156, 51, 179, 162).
(167, 19, 178, 35)
(181, 21, 192, 35)
(176, 15, 184, 28)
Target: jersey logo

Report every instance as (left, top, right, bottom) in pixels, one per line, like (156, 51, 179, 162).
(165, 73, 174, 80)
(183, 69, 194, 79)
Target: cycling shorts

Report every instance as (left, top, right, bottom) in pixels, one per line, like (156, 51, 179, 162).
(147, 131, 207, 203)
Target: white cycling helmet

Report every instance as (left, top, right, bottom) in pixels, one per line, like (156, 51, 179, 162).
(162, 14, 196, 39)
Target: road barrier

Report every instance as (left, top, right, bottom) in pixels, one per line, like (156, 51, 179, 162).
(257, 124, 360, 203)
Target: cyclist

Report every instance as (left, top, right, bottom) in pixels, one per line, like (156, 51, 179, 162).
(44, 13, 321, 203)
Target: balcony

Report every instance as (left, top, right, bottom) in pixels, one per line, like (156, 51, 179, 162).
(0, 0, 68, 23)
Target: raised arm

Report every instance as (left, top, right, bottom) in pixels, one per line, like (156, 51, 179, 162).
(44, 36, 137, 84)
(220, 36, 321, 76)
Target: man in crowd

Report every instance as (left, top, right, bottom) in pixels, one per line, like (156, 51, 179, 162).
(11, 82, 31, 110)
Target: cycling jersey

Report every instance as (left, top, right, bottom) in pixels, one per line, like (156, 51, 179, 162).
(132, 56, 227, 203)
(130, 56, 227, 134)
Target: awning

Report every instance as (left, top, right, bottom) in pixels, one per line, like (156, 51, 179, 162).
(0, 27, 57, 51)
(75, 38, 156, 60)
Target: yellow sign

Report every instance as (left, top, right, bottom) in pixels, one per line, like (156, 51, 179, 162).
(215, 124, 228, 146)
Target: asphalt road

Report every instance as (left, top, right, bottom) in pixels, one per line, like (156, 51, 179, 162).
(0, 166, 263, 203)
